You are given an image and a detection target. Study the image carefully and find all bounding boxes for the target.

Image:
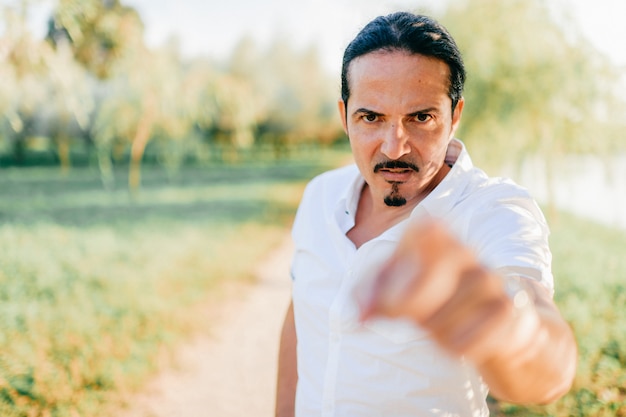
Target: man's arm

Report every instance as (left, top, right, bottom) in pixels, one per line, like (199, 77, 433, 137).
(359, 220, 577, 404)
(476, 278, 577, 403)
(276, 300, 298, 417)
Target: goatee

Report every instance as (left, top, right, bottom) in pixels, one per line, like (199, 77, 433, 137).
(383, 182, 407, 207)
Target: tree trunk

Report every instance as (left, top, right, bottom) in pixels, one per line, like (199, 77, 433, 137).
(128, 95, 156, 195)
(56, 134, 71, 175)
(97, 145, 115, 190)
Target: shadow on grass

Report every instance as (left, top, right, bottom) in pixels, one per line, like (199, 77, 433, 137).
(0, 159, 334, 228)
(0, 198, 297, 228)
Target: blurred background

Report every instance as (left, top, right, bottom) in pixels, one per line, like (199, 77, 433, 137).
(2, 0, 625, 218)
(1, 0, 625, 416)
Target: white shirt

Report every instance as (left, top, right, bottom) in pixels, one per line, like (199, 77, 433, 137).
(290, 139, 553, 417)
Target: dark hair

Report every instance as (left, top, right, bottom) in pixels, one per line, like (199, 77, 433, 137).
(341, 12, 466, 112)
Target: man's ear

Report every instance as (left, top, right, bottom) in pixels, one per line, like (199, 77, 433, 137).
(338, 99, 348, 134)
(450, 97, 465, 139)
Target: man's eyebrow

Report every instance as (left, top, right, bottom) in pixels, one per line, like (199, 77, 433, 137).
(407, 107, 439, 117)
(352, 108, 383, 117)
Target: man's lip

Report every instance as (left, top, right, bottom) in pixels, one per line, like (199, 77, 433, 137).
(378, 170, 414, 182)
(378, 168, 413, 173)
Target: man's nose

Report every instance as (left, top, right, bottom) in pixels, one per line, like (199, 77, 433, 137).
(380, 123, 410, 160)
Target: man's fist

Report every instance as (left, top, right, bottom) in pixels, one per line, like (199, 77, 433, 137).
(356, 219, 540, 367)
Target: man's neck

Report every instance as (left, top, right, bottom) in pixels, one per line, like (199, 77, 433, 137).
(346, 162, 452, 248)
(346, 184, 418, 249)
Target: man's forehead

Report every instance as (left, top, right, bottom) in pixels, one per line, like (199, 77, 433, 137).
(347, 51, 452, 108)
(348, 51, 449, 88)
(349, 50, 449, 78)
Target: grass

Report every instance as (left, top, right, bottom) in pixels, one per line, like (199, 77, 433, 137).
(0, 150, 349, 417)
(1, 151, 624, 416)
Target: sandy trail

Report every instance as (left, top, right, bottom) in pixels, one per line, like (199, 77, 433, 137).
(119, 236, 293, 417)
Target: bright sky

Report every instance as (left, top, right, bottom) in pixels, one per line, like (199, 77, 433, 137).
(9, 0, 626, 75)
(119, 0, 448, 74)
(128, 0, 626, 75)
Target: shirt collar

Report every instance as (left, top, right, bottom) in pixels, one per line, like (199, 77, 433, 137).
(344, 172, 364, 218)
(332, 166, 364, 234)
(413, 138, 474, 219)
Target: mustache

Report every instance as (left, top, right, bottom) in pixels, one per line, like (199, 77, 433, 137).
(373, 160, 419, 173)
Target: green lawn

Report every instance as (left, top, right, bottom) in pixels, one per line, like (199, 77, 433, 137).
(0, 154, 624, 416)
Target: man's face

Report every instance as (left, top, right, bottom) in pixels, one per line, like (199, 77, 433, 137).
(339, 50, 464, 208)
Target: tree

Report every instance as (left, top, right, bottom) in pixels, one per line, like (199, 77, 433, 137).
(440, 0, 625, 167)
(0, 1, 49, 165)
(92, 38, 201, 192)
(1, 1, 347, 176)
(436, 0, 626, 217)
(227, 37, 342, 157)
(47, 0, 144, 80)
(40, 39, 93, 172)
(49, 0, 185, 192)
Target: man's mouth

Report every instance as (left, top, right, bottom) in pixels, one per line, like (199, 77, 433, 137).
(374, 161, 419, 182)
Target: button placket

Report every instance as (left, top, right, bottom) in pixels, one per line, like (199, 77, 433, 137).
(320, 252, 355, 417)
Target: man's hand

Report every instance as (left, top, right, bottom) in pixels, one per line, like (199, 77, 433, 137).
(358, 220, 524, 364)
(356, 219, 577, 404)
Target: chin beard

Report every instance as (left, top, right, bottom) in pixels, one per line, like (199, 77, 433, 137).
(383, 182, 407, 207)
(384, 196, 407, 207)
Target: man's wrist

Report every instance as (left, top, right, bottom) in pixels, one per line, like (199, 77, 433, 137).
(503, 275, 536, 315)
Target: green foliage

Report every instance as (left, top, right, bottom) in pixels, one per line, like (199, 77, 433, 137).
(4, 0, 624, 194)
(438, 0, 626, 170)
(491, 212, 626, 416)
(48, 0, 145, 79)
(0, 0, 345, 189)
(228, 38, 341, 147)
(0, 151, 347, 416)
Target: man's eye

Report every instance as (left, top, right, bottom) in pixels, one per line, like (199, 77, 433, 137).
(363, 114, 378, 122)
(415, 113, 431, 122)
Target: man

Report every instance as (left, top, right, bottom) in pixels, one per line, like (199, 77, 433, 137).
(276, 12, 577, 417)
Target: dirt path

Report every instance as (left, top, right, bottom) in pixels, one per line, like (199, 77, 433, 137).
(119, 235, 293, 417)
